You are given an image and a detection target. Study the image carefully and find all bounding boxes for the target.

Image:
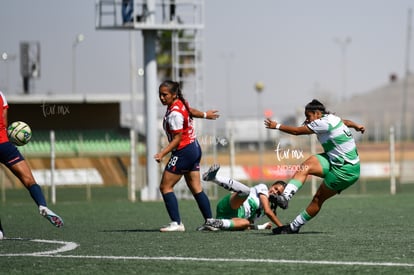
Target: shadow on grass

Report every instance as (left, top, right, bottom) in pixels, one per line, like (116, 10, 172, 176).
(261, 231, 325, 236)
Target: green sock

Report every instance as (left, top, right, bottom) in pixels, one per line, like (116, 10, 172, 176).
(291, 210, 312, 231)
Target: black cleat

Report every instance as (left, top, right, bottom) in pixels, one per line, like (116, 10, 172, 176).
(275, 195, 289, 209)
(0, 219, 4, 240)
(202, 164, 220, 181)
(272, 224, 299, 235)
(269, 194, 289, 210)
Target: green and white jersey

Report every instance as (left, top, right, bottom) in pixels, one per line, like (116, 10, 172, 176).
(240, 183, 268, 222)
(307, 114, 359, 166)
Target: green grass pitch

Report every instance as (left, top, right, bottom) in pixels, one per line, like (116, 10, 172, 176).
(0, 186, 413, 274)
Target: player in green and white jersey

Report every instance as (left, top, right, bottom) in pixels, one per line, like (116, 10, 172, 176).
(202, 164, 286, 231)
(264, 99, 365, 234)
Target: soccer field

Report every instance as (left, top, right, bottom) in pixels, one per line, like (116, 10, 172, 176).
(0, 187, 413, 274)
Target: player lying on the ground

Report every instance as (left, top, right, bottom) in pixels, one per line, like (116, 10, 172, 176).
(202, 164, 286, 231)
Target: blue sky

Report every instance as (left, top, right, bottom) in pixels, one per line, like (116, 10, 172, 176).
(1, 0, 413, 128)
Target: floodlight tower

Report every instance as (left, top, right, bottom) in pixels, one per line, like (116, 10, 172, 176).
(1, 52, 17, 93)
(334, 37, 351, 101)
(95, 0, 205, 201)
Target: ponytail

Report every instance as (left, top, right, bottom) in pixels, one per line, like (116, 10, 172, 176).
(159, 80, 192, 118)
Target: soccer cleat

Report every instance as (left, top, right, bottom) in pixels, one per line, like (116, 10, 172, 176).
(202, 164, 220, 181)
(272, 224, 299, 235)
(275, 194, 289, 209)
(205, 218, 224, 230)
(0, 220, 3, 240)
(196, 223, 220, 231)
(39, 206, 64, 228)
(160, 221, 185, 232)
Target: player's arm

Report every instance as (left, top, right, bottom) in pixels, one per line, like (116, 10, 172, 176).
(264, 118, 313, 136)
(259, 193, 284, 227)
(3, 108, 7, 128)
(343, 119, 365, 133)
(249, 222, 272, 230)
(189, 107, 220, 120)
(154, 132, 182, 162)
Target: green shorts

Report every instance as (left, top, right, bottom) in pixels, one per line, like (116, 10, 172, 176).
(316, 153, 360, 192)
(216, 194, 245, 219)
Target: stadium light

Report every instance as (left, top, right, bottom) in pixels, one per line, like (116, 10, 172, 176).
(255, 81, 265, 182)
(72, 34, 85, 94)
(334, 37, 351, 101)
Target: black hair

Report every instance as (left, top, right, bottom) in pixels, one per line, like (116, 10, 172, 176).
(268, 180, 287, 215)
(272, 180, 287, 188)
(159, 80, 192, 118)
(305, 99, 329, 114)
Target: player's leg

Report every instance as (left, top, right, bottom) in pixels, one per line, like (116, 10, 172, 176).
(184, 170, 213, 222)
(273, 183, 337, 234)
(291, 161, 360, 230)
(227, 192, 248, 210)
(203, 164, 250, 196)
(9, 158, 64, 228)
(159, 170, 185, 232)
(205, 217, 250, 230)
(275, 161, 360, 234)
(183, 142, 214, 231)
(0, 219, 4, 240)
(278, 155, 326, 209)
(205, 193, 251, 231)
(10, 160, 46, 204)
(292, 183, 337, 230)
(224, 218, 251, 230)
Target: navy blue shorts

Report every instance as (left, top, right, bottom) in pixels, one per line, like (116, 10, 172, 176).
(165, 140, 202, 175)
(0, 142, 25, 168)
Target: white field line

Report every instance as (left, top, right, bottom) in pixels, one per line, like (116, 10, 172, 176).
(0, 238, 413, 268)
(49, 256, 414, 268)
(0, 238, 79, 256)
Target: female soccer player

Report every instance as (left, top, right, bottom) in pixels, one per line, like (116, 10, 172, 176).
(155, 80, 219, 232)
(0, 91, 63, 239)
(264, 99, 365, 234)
(202, 164, 286, 231)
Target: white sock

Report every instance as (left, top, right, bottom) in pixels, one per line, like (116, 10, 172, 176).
(282, 184, 299, 200)
(283, 179, 303, 200)
(214, 176, 250, 196)
(221, 219, 232, 229)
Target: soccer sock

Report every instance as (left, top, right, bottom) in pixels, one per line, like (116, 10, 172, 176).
(282, 179, 303, 200)
(221, 219, 233, 229)
(162, 192, 181, 224)
(290, 210, 312, 231)
(194, 191, 212, 220)
(28, 184, 47, 207)
(214, 176, 250, 196)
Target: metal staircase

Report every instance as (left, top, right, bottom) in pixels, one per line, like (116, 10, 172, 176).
(171, 29, 203, 109)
